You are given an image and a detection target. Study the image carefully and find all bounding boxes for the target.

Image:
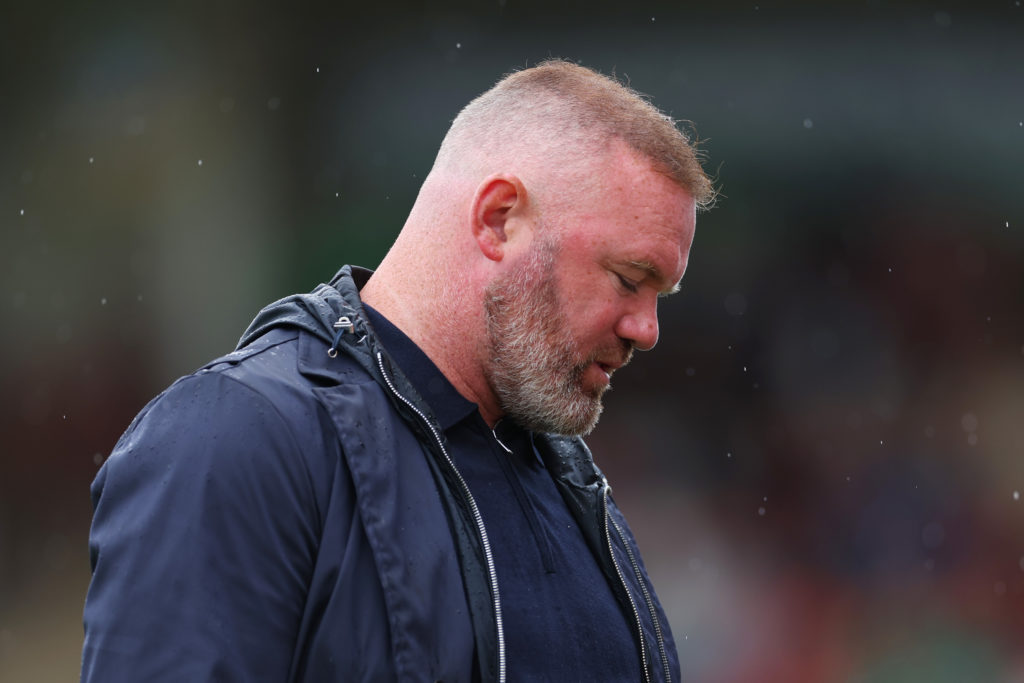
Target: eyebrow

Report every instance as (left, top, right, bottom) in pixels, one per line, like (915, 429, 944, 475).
(627, 260, 682, 297)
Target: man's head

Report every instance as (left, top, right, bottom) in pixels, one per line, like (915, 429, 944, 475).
(362, 60, 713, 436)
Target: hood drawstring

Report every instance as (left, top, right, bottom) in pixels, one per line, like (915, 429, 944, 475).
(326, 316, 355, 358)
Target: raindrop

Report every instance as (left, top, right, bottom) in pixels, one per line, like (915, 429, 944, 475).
(1007, 221, 1010, 227)
(197, 159, 203, 166)
(93, 452, 104, 465)
(100, 297, 107, 305)
(136, 294, 143, 302)
(880, 439, 884, 445)
(967, 433, 978, 446)
(89, 157, 94, 164)
(685, 367, 695, 377)
(456, 42, 462, 49)
(726, 452, 732, 458)
(1014, 490, 1020, 501)
(757, 507, 766, 516)
(19, 209, 24, 215)
(888, 267, 893, 273)
(961, 412, 978, 432)
(335, 192, 340, 197)
(315, 67, 320, 73)
(651, 16, 656, 21)
(743, 366, 748, 372)
(803, 118, 813, 129)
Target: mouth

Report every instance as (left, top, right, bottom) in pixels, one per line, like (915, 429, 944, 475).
(593, 359, 624, 384)
(587, 345, 633, 387)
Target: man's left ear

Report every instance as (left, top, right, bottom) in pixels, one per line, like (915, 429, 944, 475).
(470, 174, 529, 262)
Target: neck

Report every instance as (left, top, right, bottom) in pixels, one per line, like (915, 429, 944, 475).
(360, 241, 504, 428)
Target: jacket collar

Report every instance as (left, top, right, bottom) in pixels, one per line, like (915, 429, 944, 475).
(237, 264, 604, 489)
(237, 265, 448, 439)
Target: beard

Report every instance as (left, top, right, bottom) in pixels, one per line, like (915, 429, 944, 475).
(484, 237, 632, 436)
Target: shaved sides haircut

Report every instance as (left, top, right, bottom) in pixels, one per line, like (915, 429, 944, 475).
(433, 59, 715, 209)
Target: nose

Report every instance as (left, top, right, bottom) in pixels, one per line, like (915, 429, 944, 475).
(615, 298, 660, 352)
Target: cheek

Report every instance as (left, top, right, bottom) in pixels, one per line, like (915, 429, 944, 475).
(563, 298, 622, 345)
(551, 259, 621, 337)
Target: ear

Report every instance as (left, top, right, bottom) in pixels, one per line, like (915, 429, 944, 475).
(470, 174, 528, 262)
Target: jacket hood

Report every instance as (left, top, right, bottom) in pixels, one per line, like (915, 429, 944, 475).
(236, 265, 373, 349)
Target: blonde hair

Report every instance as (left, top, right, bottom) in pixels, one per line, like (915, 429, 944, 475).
(433, 59, 716, 209)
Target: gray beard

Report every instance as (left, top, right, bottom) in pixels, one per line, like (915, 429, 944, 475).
(484, 238, 624, 436)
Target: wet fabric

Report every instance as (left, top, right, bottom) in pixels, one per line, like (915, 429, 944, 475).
(82, 265, 679, 682)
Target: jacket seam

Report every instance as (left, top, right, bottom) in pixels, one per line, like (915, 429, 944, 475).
(202, 368, 324, 536)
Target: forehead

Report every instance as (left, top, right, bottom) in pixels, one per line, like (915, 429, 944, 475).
(564, 144, 697, 282)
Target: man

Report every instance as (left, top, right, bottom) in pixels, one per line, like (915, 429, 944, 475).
(82, 60, 714, 682)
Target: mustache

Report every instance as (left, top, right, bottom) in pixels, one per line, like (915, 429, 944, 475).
(586, 339, 634, 371)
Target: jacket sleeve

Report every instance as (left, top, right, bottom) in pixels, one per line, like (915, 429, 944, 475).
(82, 371, 322, 682)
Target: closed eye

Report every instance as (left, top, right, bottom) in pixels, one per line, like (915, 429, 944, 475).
(616, 273, 639, 293)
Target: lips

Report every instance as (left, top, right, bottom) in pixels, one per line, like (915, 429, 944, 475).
(595, 349, 631, 376)
(587, 344, 633, 385)
(593, 358, 625, 384)
(597, 360, 622, 375)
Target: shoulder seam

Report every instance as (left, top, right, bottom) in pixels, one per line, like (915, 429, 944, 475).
(184, 371, 322, 516)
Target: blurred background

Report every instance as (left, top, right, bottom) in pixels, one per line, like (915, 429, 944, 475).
(2, 1, 1023, 680)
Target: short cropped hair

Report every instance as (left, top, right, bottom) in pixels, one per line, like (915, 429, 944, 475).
(434, 59, 716, 209)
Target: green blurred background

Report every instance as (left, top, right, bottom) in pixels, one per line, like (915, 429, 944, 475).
(2, 1, 1023, 680)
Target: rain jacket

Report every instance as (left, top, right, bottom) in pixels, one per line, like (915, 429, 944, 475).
(82, 265, 679, 683)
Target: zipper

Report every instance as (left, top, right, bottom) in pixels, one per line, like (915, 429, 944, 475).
(602, 481, 651, 683)
(608, 501, 672, 683)
(376, 352, 507, 683)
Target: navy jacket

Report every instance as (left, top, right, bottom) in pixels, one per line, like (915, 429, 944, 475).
(82, 266, 679, 682)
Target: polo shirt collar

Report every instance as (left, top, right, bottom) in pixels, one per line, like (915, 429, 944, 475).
(363, 304, 479, 431)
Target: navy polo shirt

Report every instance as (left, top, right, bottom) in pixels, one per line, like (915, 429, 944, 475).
(364, 305, 639, 682)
